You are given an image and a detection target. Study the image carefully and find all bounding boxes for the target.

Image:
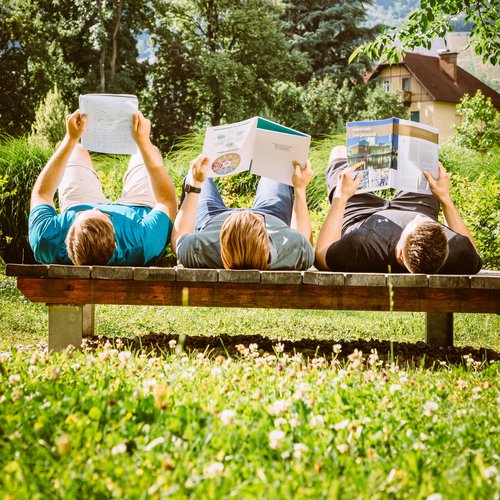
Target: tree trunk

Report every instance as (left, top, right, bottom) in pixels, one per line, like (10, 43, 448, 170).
(100, 48, 106, 92)
(110, 0, 125, 83)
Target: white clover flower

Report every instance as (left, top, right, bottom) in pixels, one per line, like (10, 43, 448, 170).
(290, 417, 300, 428)
(168, 339, 177, 349)
(389, 384, 401, 394)
(219, 409, 236, 426)
(269, 429, 285, 449)
(399, 375, 409, 384)
(249, 343, 259, 352)
(118, 351, 132, 364)
(309, 414, 324, 428)
(270, 399, 290, 416)
(274, 342, 285, 353)
(0, 351, 11, 363)
(8, 375, 21, 385)
(111, 443, 127, 455)
(142, 378, 157, 393)
(333, 344, 342, 354)
(426, 493, 443, 500)
(28, 365, 37, 376)
(274, 417, 287, 428)
(204, 462, 224, 478)
(423, 401, 438, 417)
(336, 443, 349, 453)
(483, 465, 498, 479)
(50, 367, 61, 380)
(334, 419, 350, 431)
(293, 443, 308, 459)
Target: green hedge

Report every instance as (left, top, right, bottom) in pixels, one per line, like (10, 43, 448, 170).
(1, 135, 498, 269)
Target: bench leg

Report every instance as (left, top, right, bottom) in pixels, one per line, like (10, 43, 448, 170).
(426, 312, 453, 347)
(48, 304, 95, 353)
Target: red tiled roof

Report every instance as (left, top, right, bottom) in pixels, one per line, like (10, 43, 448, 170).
(369, 52, 500, 108)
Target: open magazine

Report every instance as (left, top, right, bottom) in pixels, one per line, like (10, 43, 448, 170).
(79, 94, 138, 154)
(202, 117, 311, 186)
(346, 118, 439, 194)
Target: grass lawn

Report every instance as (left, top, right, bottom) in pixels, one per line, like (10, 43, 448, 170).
(1, 267, 499, 498)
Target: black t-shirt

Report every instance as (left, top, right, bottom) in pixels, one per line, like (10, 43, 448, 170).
(325, 209, 482, 274)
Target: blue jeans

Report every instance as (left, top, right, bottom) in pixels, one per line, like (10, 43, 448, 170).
(181, 174, 294, 231)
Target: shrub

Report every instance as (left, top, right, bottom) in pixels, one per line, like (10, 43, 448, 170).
(449, 173, 500, 270)
(453, 90, 500, 152)
(30, 87, 68, 147)
(0, 136, 52, 262)
(439, 143, 500, 180)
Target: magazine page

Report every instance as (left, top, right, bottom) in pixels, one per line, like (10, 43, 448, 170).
(346, 118, 396, 193)
(393, 119, 439, 193)
(202, 118, 257, 179)
(79, 94, 138, 154)
(251, 125, 311, 186)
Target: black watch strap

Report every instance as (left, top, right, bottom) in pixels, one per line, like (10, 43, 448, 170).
(184, 184, 202, 194)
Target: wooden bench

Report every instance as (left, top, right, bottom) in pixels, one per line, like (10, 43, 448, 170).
(6, 264, 500, 352)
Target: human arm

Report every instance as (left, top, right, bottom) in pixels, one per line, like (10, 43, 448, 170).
(131, 112, 177, 222)
(314, 162, 363, 270)
(30, 110, 87, 210)
(424, 163, 478, 252)
(290, 160, 314, 244)
(170, 155, 209, 254)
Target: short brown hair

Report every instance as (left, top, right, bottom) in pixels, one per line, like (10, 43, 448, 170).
(220, 211, 270, 270)
(66, 217, 116, 265)
(403, 221, 449, 274)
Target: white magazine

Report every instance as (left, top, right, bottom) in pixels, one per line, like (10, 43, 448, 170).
(202, 117, 311, 186)
(79, 94, 138, 154)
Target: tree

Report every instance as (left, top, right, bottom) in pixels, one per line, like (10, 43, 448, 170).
(350, 0, 499, 65)
(282, 0, 381, 84)
(454, 90, 500, 151)
(2, 0, 151, 135)
(357, 84, 408, 121)
(148, 0, 306, 137)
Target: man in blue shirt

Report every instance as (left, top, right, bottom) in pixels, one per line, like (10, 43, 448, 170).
(29, 110, 177, 266)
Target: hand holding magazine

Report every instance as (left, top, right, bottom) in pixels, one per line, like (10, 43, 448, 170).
(346, 118, 439, 194)
(79, 94, 138, 154)
(202, 117, 311, 186)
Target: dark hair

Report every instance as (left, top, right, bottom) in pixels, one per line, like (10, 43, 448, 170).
(403, 221, 449, 273)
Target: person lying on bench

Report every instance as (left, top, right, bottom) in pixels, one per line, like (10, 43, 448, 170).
(29, 110, 177, 266)
(171, 155, 315, 270)
(315, 146, 482, 274)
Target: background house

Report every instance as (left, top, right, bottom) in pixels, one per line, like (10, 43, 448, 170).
(368, 51, 500, 143)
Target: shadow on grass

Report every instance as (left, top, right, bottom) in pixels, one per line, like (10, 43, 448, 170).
(84, 332, 500, 369)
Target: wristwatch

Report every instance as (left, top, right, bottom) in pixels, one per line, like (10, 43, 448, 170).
(184, 184, 202, 194)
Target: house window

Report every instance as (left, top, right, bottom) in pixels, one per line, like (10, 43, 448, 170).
(383, 79, 390, 92)
(402, 77, 410, 92)
(410, 111, 420, 122)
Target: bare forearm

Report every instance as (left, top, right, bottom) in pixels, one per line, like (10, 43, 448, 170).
(136, 139, 177, 209)
(171, 189, 202, 254)
(315, 197, 347, 270)
(31, 135, 77, 208)
(440, 197, 478, 252)
(291, 188, 313, 244)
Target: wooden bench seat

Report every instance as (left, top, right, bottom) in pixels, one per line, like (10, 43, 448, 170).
(6, 264, 500, 352)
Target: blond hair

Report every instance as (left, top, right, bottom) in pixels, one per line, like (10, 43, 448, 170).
(403, 221, 449, 274)
(66, 217, 116, 265)
(220, 211, 270, 270)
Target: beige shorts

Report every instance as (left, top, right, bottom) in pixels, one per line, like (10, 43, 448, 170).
(58, 144, 156, 212)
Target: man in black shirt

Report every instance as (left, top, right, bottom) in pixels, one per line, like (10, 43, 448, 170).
(315, 146, 482, 274)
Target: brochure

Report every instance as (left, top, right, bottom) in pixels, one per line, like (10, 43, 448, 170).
(202, 117, 311, 186)
(346, 118, 439, 193)
(79, 94, 138, 154)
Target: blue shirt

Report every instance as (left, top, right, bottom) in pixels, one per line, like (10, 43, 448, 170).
(29, 203, 172, 266)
